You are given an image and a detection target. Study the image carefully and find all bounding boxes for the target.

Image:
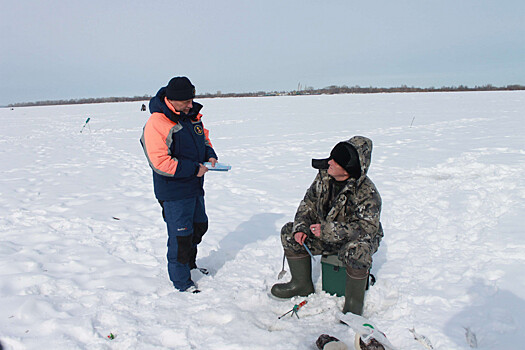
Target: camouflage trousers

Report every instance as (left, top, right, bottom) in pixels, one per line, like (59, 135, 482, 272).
(280, 222, 370, 275)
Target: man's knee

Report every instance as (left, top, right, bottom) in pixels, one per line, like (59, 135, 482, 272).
(175, 235, 193, 264)
(192, 222, 208, 245)
(167, 234, 192, 264)
(281, 222, 294, 237)
(280, 222, 301, 251)
(339, 242, 372, 272)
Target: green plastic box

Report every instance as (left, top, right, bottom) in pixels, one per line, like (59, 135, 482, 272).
(321, 255, 346, 297)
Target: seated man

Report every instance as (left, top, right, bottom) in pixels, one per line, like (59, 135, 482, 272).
(271, 136, 383, 315)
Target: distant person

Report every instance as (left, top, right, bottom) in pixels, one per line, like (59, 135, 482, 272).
(141, 103, 146, 111)
(141, 76, 218, 293)
(271, 136, 383, 315)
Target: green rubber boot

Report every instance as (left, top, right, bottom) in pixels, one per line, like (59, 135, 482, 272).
(342, 267, 368, 315)
(271, 254, 314, 298)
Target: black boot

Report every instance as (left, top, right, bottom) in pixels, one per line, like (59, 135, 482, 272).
(271, 253, 314, 298)
(342, 266, 368, 315)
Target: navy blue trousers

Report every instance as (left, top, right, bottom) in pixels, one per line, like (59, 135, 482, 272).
(160, 196, 208, 291)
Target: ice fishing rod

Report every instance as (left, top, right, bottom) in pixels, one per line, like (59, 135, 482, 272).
(302, 243, 316, 261)
(278, 300, 307, 319)
(80, 117, 91, 133)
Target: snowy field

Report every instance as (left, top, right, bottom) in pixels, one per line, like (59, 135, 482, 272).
(0, 91, 524, 349)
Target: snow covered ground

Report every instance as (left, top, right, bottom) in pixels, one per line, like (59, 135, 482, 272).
(1, 91, 524, 349)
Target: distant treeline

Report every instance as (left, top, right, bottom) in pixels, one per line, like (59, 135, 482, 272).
(293, 84, 525, 96)
(7, 84, 525, 107)
(7, 95, 152, 108)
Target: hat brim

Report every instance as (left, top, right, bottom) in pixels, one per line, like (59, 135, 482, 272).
(312, 158, 329, 170)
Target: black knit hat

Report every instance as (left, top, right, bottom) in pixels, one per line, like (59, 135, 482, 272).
(330, 142, 361, 179)
(312, 142, 361, 179)
(165, 76, 196, 101)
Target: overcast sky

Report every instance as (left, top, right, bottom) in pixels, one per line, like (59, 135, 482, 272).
(1, 0, 524, 105)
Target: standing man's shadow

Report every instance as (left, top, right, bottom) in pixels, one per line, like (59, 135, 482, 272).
(198, 213, 284, 276)
(445, 278, 525, 348)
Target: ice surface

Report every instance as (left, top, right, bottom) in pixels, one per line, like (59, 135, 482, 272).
(1, 91, 524, 349)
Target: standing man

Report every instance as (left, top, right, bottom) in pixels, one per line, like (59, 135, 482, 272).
(271, 136, 383, 315)
(141, 76, 218, 293)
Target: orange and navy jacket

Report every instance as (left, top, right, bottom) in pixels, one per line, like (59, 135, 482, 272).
(140, 87, 217, 200)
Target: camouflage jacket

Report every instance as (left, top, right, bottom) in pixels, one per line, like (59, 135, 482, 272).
(292, 136, 383, 268)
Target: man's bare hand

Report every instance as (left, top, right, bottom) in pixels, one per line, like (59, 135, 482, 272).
(294, 232, 307, 245)
(196, 164, 209, 177)
(310, 224, 321, 237)
(208, 158, 218, 167)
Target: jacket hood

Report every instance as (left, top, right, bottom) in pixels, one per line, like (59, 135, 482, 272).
(347, 136, 373, 182)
